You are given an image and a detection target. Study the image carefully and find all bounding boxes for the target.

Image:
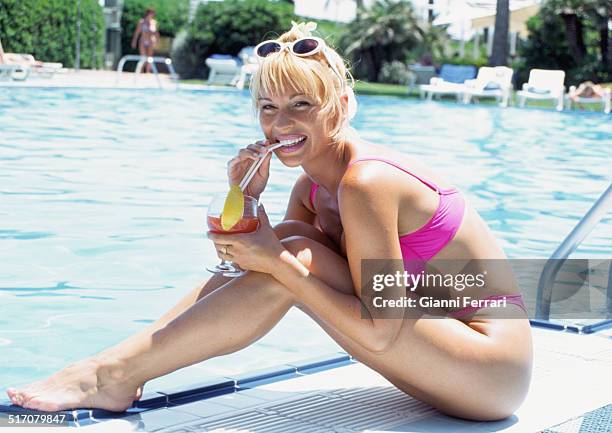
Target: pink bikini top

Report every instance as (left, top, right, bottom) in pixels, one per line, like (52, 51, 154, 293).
(309, 158, 528, 317)
(309, 157, 466, 267)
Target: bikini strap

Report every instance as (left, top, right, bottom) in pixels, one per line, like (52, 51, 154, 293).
(309, 181, 319, 210)
(348, 157, 447, 193)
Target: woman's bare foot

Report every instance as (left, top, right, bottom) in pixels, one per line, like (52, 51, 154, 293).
(6, 357, 142, 412)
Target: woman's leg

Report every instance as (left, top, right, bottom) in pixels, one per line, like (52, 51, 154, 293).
(6, 221, 331, 410)
(137, 43, 147, 73)
(9, 233, 531, 420)
(144, 43, 155, 73)
(141, 220, 334, 335)
(95, 221, 333, 400)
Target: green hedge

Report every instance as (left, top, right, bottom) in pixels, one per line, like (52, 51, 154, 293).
(120, 0, 189, 57)
(0, 0, 104, 69)
(172, 0, 294, 79)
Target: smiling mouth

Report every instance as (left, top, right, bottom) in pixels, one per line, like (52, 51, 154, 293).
(276, 136, 307, 154)
(276, 136, 307, 147)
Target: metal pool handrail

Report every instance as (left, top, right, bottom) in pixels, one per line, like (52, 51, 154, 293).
(116, 55, 179, 89)
(536, 183, 612, 320)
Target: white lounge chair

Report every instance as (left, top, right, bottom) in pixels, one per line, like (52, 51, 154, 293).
(3, 53, 62, 78)
(235, 46, 258, 90)
(566, 85, 611, 114)
(461, 66, 514, 107)
(407, 64, 436, 93)
(517, 69, 565, 111)
(419, 64, 478, 101)
(205, 55, 240, 85)
(0, 63, 30, 81)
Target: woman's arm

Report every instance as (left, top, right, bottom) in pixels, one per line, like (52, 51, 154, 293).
(131, 21, 142, 48)
(283, 173, 316, 224)
(153, 20, 160, 44)
(271, 166, 406, 353)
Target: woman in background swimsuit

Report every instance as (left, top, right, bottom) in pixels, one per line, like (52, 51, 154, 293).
(8, 22, 533, 420)
(130, 8, 159, 73)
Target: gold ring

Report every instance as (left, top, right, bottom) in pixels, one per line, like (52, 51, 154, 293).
(221, 246, 227, 255)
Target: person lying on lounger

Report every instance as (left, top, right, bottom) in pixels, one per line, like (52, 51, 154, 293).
(7, 22, 533, 421)
(568, 81, 607, 101)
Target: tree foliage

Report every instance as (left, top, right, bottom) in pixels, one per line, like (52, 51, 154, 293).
(338, 0, 426, 81)
(519, 0, 610, 85)
(0, 0, 104, 68)
(172, 0, 294, 79)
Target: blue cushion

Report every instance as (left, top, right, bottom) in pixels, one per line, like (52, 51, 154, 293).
(527, 86, 550, 95)
(210, 54, 234, 60)
(439, 64, 477, 84)
(209, 54, 242, 65)
(484, 82, 501, 91)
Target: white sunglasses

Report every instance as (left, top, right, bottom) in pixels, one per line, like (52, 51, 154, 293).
(254, 37, 344, 84)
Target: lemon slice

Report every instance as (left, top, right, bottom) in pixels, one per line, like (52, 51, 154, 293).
(221, 184, 244, 231)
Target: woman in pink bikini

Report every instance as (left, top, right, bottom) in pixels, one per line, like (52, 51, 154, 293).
(7, 22, 532, 420)
(130, 8, 159, 73)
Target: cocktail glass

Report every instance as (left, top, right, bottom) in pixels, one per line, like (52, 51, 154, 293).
(206, 194, 259, 277)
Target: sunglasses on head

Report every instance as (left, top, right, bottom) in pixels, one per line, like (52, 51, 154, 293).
(254, 37, 344, 84)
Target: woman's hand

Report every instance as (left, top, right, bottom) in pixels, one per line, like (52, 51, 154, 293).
(207, 205, 284, 275)
(227, 140, 272, 199)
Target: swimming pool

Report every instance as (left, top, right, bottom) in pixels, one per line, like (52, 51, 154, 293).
(1, 88, 610, 395)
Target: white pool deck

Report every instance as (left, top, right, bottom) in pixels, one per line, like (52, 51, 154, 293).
(1, 325, 609, 432)
(89, 326, 612, 433)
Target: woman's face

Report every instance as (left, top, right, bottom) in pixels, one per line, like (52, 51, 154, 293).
(258, 87, 331, 167)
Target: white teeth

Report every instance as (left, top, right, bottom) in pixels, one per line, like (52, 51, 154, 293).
(278, 137, 306, 146)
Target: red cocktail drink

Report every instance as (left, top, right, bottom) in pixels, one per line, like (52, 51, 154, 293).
(207, 216, 259, 234)
(206, 193, 259, 277)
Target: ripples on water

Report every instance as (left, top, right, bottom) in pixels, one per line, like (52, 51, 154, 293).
(0, 88, 610, 392)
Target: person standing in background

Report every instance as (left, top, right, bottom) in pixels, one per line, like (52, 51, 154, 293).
(130, 8, 160, 73)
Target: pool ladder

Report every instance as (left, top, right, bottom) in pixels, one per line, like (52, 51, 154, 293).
(535, 182, 612, 326)
(116, 55, 179, 90)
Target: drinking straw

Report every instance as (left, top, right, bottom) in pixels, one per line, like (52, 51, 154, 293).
(238, 141, 288, 191)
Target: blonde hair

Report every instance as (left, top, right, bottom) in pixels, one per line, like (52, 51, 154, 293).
(250, 21, 356, 143)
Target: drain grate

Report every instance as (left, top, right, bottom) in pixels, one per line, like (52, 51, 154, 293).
(161, 386, 438, 433)
(539, 404, 612, 433)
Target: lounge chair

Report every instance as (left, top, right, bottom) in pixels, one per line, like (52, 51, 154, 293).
(235, 46, 259, 90)
(3, 53, 62, 78)
(407, 64, 436, 93)
(419, 64, 477, 101)
(566, 84, 611, 114)
(461, 66, 514, 107)
(517, 69, 565, 111)
(0, 63, 30, 81)
(204, 54, 241, 85)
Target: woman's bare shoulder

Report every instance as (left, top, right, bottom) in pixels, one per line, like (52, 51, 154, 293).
(351, 144, 455, 191)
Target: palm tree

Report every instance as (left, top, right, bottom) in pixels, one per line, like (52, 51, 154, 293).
(489, 0, 509, 66)
(548, 0, 611, 75)
(548, 0, 587, 62)
(339, 0, 425, 81)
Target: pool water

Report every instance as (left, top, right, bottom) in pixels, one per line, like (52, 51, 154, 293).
(0, 88, 610, 395)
